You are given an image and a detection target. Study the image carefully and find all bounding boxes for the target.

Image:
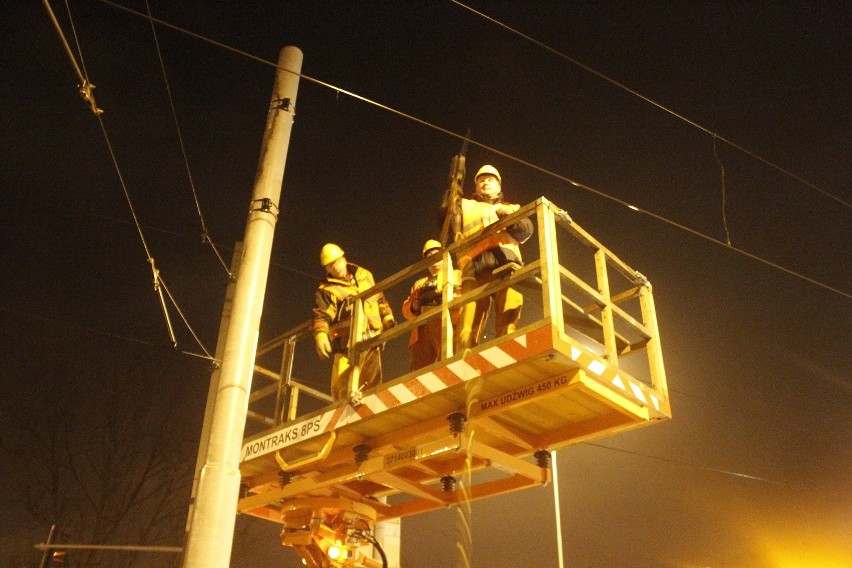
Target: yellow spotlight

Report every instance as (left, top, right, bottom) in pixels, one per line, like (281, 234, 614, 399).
(327, 545, 341, 560)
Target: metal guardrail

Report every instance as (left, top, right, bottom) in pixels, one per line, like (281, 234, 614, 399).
(248, 197, 667, 431)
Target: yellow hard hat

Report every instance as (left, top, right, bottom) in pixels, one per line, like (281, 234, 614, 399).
(320, 243, 345, 266)
(422, 239, 442, 257)
(475, 164, 501, 184)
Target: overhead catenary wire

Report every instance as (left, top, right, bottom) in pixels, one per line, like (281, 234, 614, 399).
(56, 204, 321, 284)
(713, 135, 733, 246)
(94, 112, 185, 348)
(42, 0, 102, 115)
(143, 0, 231, 278)
(43, 0, 214, 357)
(0, 300, 819, 487)
(0, 306, 215, 363)
(96, 0, 850, 301)
(450, 0, 851, 211)
(584, 442, 784, 485)
(156, 274, 213, 360)
(30, 8, 846, 562)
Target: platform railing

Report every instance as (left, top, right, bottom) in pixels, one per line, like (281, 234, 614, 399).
(247, 197, 667, 431)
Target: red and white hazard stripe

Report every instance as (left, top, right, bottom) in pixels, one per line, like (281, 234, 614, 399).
(331, 325, 553, 428)
(241, 324, 661, 462)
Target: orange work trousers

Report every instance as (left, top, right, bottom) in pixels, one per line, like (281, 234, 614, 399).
(408, 317, 445, 372)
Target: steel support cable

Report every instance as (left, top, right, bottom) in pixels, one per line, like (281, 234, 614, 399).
(585, 442, 784, 485)
(713, 135, 733, 246)
(93, 112, 181, 350)
(436, 135, 851, 299)
(94, 0, 851, 300)
(42, 0, 103, 115)
(143, 0, 231, 277)
(450, 0, 851, 210)
(0, 306, 216, 363)
(60, 206, 319, 284)
(156, 274, 214, 360)
(43, 2, 214, 357)
(95, 114, 199, 352)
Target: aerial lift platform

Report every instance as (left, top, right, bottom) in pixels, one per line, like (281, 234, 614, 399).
(238, 198, 670, 566)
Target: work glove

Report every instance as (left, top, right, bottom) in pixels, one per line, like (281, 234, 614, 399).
(314, 332, 331, 360)
(410, 289, 421, 315)
(507, 217, 534, 244)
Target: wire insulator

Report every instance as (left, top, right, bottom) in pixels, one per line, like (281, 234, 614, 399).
(353, 444, 371, 464)
(534, 449, 552, 469)
(447, 412, 467, 436)
(440, 475, 457, 492)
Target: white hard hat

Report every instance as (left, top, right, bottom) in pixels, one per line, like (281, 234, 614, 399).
(475, 164, 501, 184)
(422, 239, 443, 257)
(320, 243, 345, 266)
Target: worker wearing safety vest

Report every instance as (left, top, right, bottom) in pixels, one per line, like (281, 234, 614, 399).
(443, 165, 534, 352)
(313, 243, 396, 401)
(402, 240, 460, 371)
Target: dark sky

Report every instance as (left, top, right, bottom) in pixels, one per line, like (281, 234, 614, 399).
(1, 1, 850, 567)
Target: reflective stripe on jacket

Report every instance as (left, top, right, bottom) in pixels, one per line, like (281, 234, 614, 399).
(456, 198, 522, 270)
(402, 269, 460, 347)
(312, 264, 392, 344)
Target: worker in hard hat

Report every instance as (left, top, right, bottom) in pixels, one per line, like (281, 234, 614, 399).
(313, 243, 396, 401)
(440, 164, 534, 352)
(401, 240, 460, 371)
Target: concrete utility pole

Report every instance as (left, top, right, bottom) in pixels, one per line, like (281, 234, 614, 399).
(181, 46, 303, 568)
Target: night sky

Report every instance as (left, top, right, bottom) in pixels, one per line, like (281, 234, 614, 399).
(1, 1, 850, 568)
